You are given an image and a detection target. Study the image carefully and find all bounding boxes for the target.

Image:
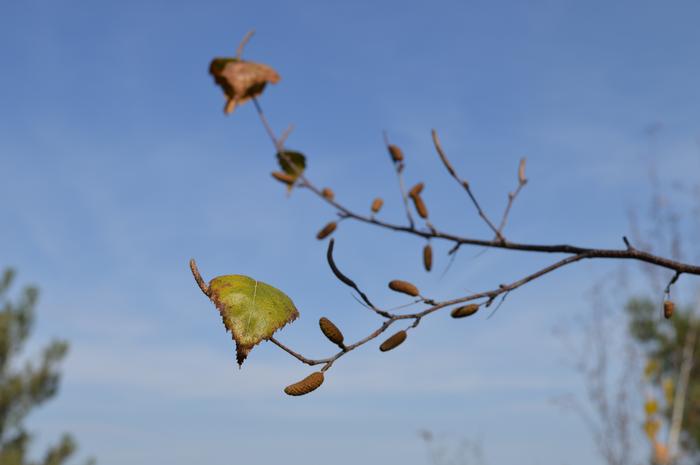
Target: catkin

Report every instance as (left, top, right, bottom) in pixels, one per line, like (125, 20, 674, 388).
(271, 171, 295, 185)
(388, 280, 420, 297)
(380, 330, 407, 352)
(423, 244, 433, 272)
(371, 197, 384, 214)
(451, 304, 480, 318)
(388, 144, 404, 162)
(316, 221, 337, 240)
(319, 317, 344, 347)
(409, 182, 424, 197)
(284, 372, 324, 396)
(664, 300, 675, 319)
(322, 187, 335, 201)
(412, 194, 429, 218)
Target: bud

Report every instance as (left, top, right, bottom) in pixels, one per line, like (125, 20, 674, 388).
(663, 300, 675, 319)
(388, 144, 404, 162)
(271, 171, 295, 185)
(412, 194, 429, 218)
(316, 222, 337, 240)
(319, 317, 344, 347)
(322, 187, 335, 201)
(423, 244, 433, 272)
(380, 330, 407, 352)
(371, 197, 384, 213)
(518, 158, 527, 184)
(388, 280, 419, 297)
(451, 304, 480, 318)
(409, 182, 424, 197)
(284, 371, 324, 396)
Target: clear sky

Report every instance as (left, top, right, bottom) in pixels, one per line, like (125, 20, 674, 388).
(2, 1, 700, 464)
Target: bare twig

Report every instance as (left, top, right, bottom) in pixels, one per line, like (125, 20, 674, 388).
(497, 157, 528, 235)
(235, 30, 256, 60)
(384, 132, 415, 229)
(432, 129, 503, 241)
(326, 239, 391, 318)
(269, 337, 329, 366)
(663, 271, 681, 298)
(189, 259, 210, 296)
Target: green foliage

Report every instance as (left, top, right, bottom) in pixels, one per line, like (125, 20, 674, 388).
(626, 297, 700, 453)
(208, 275, 299, 366)
(276, 150, 306, 180)
(0, 268, 92, 465)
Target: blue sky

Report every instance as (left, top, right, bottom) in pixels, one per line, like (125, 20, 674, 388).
(2, 1, 700, 464)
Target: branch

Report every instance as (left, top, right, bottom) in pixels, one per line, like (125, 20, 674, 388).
(432, 129, 503, 241)
(384, 132, 415, 229)
(189, 259, 210, 296)
(218, 86, 700, 395)
(326, 239, 391, 318)
(497, 157, 528, 235)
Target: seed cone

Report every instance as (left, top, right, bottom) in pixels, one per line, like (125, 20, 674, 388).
(388, 144, 404, 162)
(371, 197, 384, 214)
(322, 187, 335, 200)
(451, 304, 480, 318)
(319, 317, 344, 347)
(663, 300, 675, 319)
(271, 171, 295, 185)
(423, 244, 433, 272)
(388, 280, 419, 297)
(316, 221, 337, 240)
(284, 371, 324, 396)
(412, 194, 429, 218)
(380, 330, 407, 352)
(409, 182, 424, 197)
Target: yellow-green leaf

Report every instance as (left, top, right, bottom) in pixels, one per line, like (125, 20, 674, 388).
(208, 275, 299, 366)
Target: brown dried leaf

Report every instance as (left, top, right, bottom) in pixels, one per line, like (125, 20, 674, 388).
(271, 171, 295, 185)
(209, 58, 281, 114)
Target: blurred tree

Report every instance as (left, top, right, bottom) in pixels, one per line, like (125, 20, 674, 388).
(0, 268, 93, 465)
(626, 297, 699, 464)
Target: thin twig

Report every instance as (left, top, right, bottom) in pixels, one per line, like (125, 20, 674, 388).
(432, 129, 503, 241)
(235, 30, 256, 60)
(384, 132, 415, 229)
(269, 337, 329, 366)
(189, 259, 210, 296)
(496, 157, 528, 235)
(327, 239, 391, 318)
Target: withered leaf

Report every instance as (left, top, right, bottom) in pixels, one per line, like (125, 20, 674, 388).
(209, 57, 281, 114)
